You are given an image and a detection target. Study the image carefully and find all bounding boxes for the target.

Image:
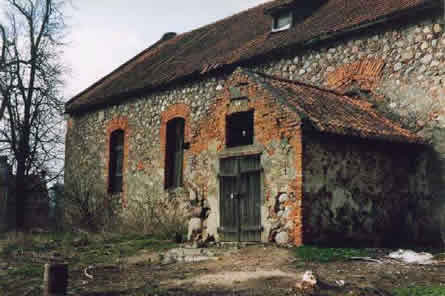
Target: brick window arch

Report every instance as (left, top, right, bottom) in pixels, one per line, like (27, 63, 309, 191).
(105, 117, 130, 206)
(165, 118, 185, 189)
(109, 129, 124, 193)
(160, 103, 191, 189)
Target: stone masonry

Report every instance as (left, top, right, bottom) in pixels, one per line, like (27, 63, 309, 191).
(66, 9, 445, 246)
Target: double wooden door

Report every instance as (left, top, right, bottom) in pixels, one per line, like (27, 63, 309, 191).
(219, 155, 262, 242)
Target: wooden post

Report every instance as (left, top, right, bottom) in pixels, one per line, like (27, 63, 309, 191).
(43, 263, 68, 296)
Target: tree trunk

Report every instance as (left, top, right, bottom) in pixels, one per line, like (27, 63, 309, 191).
(15, 151, 26, 230)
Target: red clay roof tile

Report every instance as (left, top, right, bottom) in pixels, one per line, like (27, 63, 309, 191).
(255, 72, 422, 143)
(66, 0, 432, 113)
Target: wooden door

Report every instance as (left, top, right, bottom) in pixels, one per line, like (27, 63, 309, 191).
(219, 155, 261, 242)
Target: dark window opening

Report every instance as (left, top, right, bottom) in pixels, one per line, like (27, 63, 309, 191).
(165, 118, 185, 189)
(109, 130, 124, 193)
(226, 111, 254, 148)
(272, 11, 293, 32)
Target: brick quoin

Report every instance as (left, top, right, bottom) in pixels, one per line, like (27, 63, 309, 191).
(105, 117, 130, 207)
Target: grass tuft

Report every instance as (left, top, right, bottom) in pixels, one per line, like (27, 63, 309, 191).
(393, 285, 445, 296)
(294, 245, 372, 263)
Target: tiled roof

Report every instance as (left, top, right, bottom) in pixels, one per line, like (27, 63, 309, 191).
(254, 72, 423, 143)
(66, 0, 433, 113)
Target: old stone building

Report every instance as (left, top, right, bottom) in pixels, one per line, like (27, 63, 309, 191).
(65, 0, 445, 246)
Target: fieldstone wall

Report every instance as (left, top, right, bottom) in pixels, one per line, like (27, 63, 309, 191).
(302, 132, 435, 247)
(66, 70, 304, 244)
(66, 9, 445, 245)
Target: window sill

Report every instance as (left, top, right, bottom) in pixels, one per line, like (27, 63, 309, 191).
(218, 144, 264, 159)
(271, 23, 291, 33)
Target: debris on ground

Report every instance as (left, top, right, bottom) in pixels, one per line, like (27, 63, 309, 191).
(295, 270, 317, 293)
(161, 247, 219, 264)
(388, 249, 435, 265)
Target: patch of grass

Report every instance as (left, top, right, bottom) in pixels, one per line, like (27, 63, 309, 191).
(71, 235, 176, 265)
(393, 285, 445, 296)
(294, 245, 372, 263)
(8, 264, 42, 279)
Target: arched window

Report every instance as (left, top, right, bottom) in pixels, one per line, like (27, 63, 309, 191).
(165, 118, 185, 189)
(109, 130, 124, 193)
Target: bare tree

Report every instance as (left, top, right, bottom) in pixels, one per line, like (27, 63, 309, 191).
(0, 0, 67, 230)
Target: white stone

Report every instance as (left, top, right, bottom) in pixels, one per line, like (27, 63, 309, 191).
(97, 111, 104, 122)
(279, 193, 289, 203)
(421, 54, 433, 64)
(433, 24, 443, 34)
(296, 271, 317, 291)
(401, 50, 414, 61)
(216, 84, 223, 90)
(388, 249, 434, 265)
(432, 39, 438, 47)
(284, 221, 295, 230)
(187, 218, 202, 241)
(275, 231, 289, 245)
(415, 35, 423, 43)
(394, 63, 403, 72)
(420, 41, 428, 50)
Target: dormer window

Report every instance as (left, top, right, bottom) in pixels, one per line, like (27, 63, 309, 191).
(265, 0, 326, 32)
(272, 11, 293, 32)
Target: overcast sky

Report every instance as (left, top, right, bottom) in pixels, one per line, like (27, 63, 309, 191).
(63, 0, 270, 100)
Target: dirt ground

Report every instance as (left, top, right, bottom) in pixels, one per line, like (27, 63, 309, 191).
(68, 245, 445, 296)
(2, 238, 445, 296)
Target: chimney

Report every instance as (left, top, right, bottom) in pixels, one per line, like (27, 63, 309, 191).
(160, 32, 177, 42)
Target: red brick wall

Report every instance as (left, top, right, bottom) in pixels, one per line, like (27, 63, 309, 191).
(187, 70, 304, 245)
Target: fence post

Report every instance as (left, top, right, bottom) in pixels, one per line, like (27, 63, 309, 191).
(43, 263, 68, 296)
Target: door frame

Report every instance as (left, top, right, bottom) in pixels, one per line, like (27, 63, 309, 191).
(217, 153, 264, 242)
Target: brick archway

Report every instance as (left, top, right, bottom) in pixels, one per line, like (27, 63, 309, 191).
(160, 103, 192, 169)
(105, 117, 130, 206)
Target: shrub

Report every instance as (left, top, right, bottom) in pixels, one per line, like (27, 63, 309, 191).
(122, 184, 188, 240)
(64, 176, 121, 232)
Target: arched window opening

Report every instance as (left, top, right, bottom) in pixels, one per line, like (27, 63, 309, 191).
(165, 118, 185, 189)
(109, 130, 124, 193)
